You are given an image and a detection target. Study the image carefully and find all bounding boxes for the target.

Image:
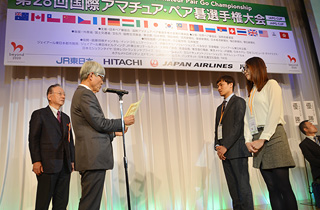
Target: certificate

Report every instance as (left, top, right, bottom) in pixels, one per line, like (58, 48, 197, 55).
(124, 93, 144, 117)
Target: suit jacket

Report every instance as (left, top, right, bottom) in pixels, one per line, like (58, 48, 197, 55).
(28, 106, 75, 173)
(214, 95, 251, 159)
(299, 137, 320, 180)
(71, 86, 122, 171)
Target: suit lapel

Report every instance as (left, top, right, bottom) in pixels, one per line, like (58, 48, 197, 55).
(220, 95, 236, 123)
(45, 106, 62, 135)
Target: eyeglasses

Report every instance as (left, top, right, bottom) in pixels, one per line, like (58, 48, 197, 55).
(95, 73, 105, 80)
(241, 65, 249, 74)
(52, 92, 66, 96)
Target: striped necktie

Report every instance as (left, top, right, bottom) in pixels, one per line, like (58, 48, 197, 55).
(57, 111, 61, 123)
(315, 136, 320, 146)
(222, 100, 227, 113)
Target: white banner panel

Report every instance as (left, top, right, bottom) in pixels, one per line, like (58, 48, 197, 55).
(4, 0, 301, 73)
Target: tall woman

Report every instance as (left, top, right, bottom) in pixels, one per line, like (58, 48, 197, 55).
(242, 57, 297, 210)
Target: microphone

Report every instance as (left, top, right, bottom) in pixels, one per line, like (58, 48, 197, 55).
(102, 87, 129, 95)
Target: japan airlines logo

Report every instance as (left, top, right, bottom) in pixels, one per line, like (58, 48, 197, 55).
(150, 60, 158, 67)
(287, 55, 296, 63)
(11, 42, 24, 52)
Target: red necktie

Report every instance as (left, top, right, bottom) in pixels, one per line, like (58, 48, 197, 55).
(57, 111, 61, 123)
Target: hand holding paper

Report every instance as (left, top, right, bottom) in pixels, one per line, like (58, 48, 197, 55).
(124, 93, 144, 118)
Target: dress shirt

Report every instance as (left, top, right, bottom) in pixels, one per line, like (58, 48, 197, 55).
(223, 93, 234, 108)
(79, 84, 92, 91)
(49, 105, 60, 120)
(244, 79, 285, 142)
(307, 135, 320, 144)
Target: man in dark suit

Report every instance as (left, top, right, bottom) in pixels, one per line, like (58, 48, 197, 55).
(214, 75, 253, 210)
(299, 120, 320, 181)
(29, 84, 75, 210)
(71, 61, 135, 210)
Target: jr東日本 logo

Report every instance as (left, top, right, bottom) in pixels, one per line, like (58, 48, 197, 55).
(150, 60, 158, 67)
(287, 55, 296, 63)
(11, 42, 24, 52)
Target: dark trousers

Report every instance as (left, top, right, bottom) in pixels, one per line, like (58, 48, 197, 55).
(222, 157, 254, 210)
(35, 165, 71, 210)
(79, 170, 106, 210)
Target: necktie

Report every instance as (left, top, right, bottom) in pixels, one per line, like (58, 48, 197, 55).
(57, 111, 61, 123)
(222, 100, 227, 113)
(315, 136, 320, 146)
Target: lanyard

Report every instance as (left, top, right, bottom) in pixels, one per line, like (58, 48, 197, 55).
(248, 87, 257, 115)
(219, 101, 226, 124)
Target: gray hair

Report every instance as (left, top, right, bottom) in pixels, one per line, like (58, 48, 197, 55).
(80, 61, 105, 81)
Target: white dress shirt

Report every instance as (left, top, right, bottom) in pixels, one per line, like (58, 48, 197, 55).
(244, 79, 286, 142)
(49, 105, 60, 120)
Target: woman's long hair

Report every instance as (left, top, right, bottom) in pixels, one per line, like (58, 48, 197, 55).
(245, 57, 269, 96)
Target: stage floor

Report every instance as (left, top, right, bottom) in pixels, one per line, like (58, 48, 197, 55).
(222, 200, 320, 210)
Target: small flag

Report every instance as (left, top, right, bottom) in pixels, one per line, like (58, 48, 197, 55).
(63, 15, 76, 23)
(144, 20, 148, 28)
(31, 13, 45, 22)
(189, 24, 204, 32)
(236, 28, 247, 36)
(177, 23, 188, 30)
(101, 17, 106, 25)
(15, 12, 29, 21)
(93, 17, 97, 25)
(78, 16, 91, 24)
(259, 30, 269, 37)
(217, 26, 227, 32)
(47, 14, 60, 23)
(136, 20, 141, 27)
(122, 18, 134, 27)
(280, 32, 289, 39)
(108, 18, 120, 26)
(248, 29, 258, 36)
(205, 27, 216, 33)
(229, 27, 236, 35)
(165, 23, 174, 29)
(152, 22, 159, 28)
(271, 31, 277, 38)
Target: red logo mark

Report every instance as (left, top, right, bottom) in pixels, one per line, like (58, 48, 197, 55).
(287, 55, 296, 63)
(11, 42, 24, 52)
(150, 60, 158, 67)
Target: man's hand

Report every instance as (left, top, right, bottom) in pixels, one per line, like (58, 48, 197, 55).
(124, 115, 135, 126)
(115, 126, 129, 136)
(71, 162, 75, 172)
(216, 146, 227, 160)
(33, 161, 43, 176)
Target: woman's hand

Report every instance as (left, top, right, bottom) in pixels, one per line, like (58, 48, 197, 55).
(250, 139, 266, 153)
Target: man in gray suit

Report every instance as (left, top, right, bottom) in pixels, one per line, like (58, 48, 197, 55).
(214, 75, 253, 210)
(71, 61, 135, 210)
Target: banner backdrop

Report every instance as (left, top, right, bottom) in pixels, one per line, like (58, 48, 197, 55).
(4, 0, 301, 73)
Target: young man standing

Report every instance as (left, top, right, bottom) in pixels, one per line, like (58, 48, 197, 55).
(214, 75, 254, 210)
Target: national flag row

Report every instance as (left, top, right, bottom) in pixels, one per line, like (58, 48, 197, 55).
(177, 23, 289, 39)
(14, 11, 290, 39)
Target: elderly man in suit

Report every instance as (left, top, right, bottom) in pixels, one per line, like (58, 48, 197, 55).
(29, 84, 75, 210)
(71, 61, 135, 210)
(214, 75, 253, 210)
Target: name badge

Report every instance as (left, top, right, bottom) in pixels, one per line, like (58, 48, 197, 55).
(218, 124, 223, 140)
(249, 116, 258, 135)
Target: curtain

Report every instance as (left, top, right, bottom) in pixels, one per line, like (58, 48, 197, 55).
(0, 0, 320, 209)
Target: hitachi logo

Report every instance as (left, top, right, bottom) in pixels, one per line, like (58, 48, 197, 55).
(103, 59, 142, 66)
